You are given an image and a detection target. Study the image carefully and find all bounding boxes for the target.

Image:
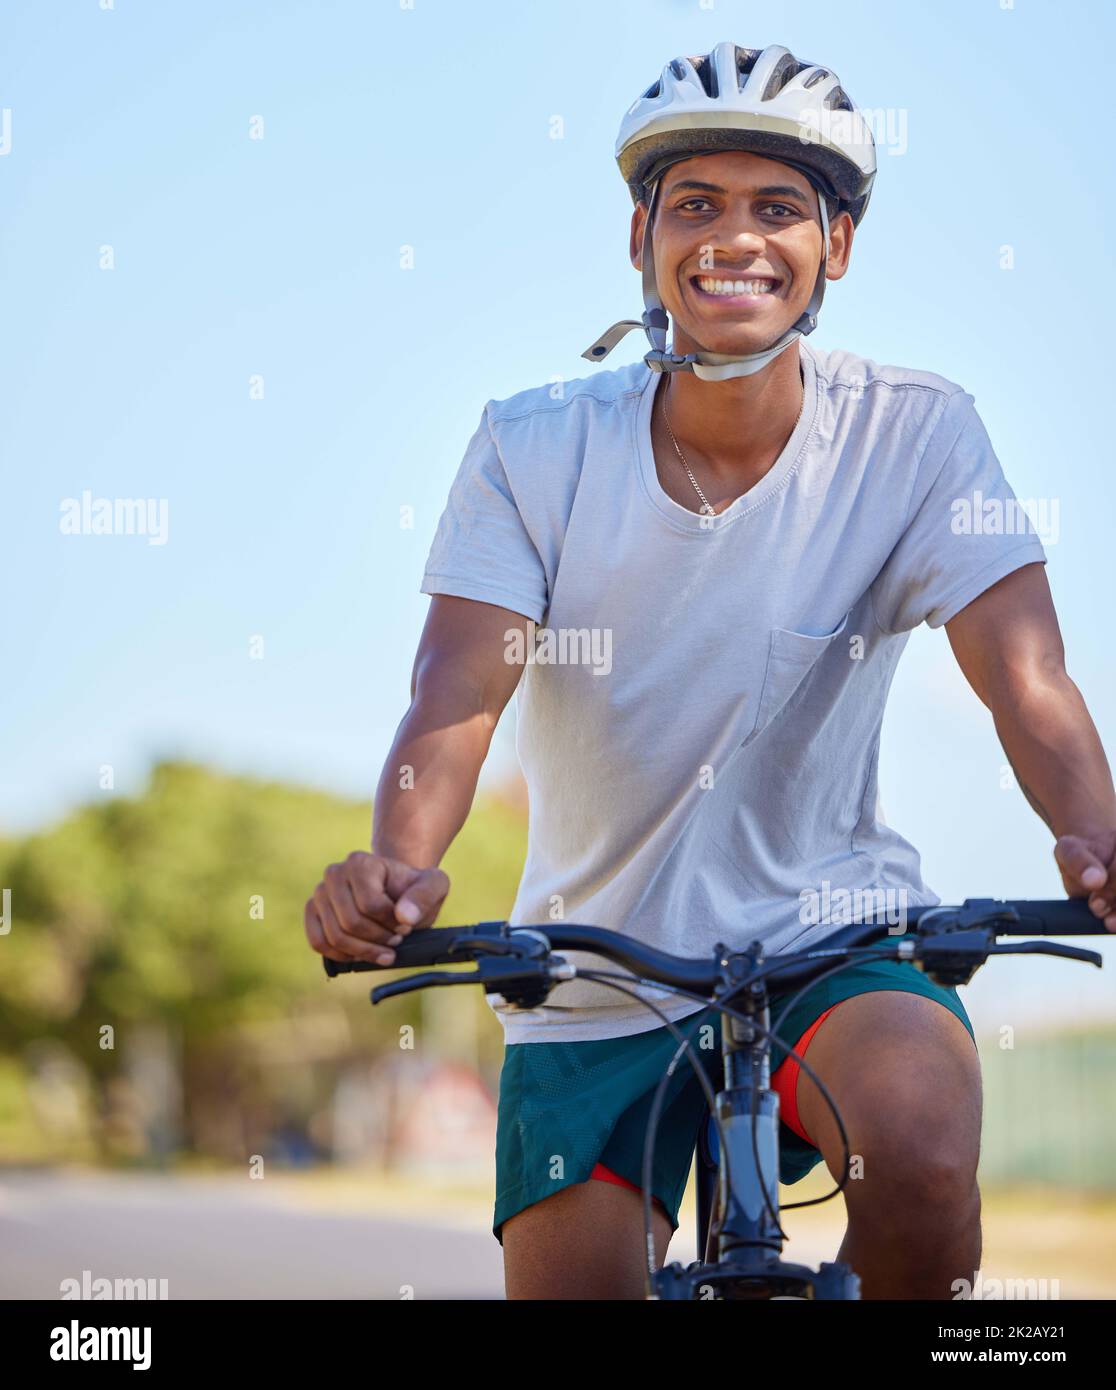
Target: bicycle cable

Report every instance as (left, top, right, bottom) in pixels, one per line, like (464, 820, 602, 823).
(763, 946, 904, 1211)
(577, 966, 859, 1262)
(572, 971, 725, 1288)
(580, 945, 914, 1225)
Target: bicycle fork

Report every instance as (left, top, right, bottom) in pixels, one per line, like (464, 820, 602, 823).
(709, 999, 784, 1265)
(650, 976, 860, 1300)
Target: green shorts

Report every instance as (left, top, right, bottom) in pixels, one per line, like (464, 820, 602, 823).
(493, 938, 974, 1241)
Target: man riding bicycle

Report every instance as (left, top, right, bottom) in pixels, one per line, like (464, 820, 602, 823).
(305, 41, 1116, 1300)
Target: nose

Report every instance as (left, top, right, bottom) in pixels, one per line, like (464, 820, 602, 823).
(706, 224, 768, 261)
(698, 228, 771, 278)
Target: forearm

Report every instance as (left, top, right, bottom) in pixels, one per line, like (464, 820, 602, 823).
(991, 670, 1116, 837)
(371, 689, 496, 866)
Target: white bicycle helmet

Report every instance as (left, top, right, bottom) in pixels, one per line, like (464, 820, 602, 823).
(583, 42, 877, 381)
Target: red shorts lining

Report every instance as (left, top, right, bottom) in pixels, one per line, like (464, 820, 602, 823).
(589, 1002, 839, 1199)
(588, 1161, 667, 1211)
(772, 1002, 838, 1143)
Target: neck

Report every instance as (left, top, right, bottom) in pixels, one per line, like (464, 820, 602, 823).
(656, 342, 805, 483)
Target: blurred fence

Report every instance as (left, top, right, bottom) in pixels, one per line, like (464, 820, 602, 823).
(978, 1029, 1116, 1189)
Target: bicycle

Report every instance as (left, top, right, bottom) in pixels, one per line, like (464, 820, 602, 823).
(323, 898, 1105, 1300)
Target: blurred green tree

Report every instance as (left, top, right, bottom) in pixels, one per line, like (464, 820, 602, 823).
(0, 761, 527, 1162)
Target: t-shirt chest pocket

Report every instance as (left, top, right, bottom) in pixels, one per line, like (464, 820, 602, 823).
(743, 612, 851, 746)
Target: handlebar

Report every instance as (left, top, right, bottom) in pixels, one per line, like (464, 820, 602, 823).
(321, 898, 1107, 999)
(322, 920, 729, 989)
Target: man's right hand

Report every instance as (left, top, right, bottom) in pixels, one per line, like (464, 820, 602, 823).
(304, 852, 450, 965)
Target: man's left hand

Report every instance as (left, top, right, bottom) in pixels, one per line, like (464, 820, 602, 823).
(1054, 832, 1116, 931)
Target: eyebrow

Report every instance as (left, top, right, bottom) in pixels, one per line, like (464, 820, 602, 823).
(665, 179, 811, 203)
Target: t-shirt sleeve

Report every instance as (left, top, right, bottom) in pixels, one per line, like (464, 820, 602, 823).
(420, 404, 549, 623)
(870, 390, 1047, 634)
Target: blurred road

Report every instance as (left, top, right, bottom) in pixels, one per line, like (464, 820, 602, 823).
(0, 1167, 846, 1300)
(2, 1168, 1112, 1299)
(0, 1170, 507, 1300)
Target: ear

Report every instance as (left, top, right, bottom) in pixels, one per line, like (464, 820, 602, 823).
(824, 209, 855, 283)
(630, 201, 650, 272)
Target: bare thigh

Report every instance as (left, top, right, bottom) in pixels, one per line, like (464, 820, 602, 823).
(795, 988, 982, 1174)
(502, 1179, 674, 1300)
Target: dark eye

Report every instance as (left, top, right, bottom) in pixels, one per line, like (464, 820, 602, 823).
(762, 203, 800, 219)
(677, 197, 714, 212)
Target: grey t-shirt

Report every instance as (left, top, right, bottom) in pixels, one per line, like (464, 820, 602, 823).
(421, 341, 1046, 1043)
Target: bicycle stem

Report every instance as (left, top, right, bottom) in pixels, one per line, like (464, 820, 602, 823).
(713, 978, 785, 1263)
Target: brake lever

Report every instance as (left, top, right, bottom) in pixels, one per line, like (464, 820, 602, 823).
(990, 941, 1103, 969)
(370, 970, 480, 1004)
(914, 929, 1104, 987)
(368, 954, 572, 1009)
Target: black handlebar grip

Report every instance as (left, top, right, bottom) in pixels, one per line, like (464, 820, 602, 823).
(1001, 899, 1109, 934)
(322, 956, 370, 977)
(321, 925, 484, 977)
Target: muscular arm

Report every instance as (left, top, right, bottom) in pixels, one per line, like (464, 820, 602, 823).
(305, 595, 534, 964)
(372, 594, 533, 868)
(945, 562, 1116, 928)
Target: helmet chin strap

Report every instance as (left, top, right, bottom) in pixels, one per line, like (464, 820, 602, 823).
(583, 180, 830, 381)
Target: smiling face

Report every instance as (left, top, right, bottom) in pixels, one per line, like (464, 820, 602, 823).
(630, 149, 853, 357)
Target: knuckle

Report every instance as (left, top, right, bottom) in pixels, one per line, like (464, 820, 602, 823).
(352, 853, 384, 885)
(353, 889, 383, 918)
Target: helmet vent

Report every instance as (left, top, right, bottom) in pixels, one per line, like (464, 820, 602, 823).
(733, 46, 762, 87)
(803, 68, 829, 90)
(689, 54, 717, 98)
(760, 51, 803, 101)
(824, 86, 854, 112)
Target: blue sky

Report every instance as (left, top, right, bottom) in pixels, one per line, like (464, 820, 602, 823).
(2, 0, 1113, 1027)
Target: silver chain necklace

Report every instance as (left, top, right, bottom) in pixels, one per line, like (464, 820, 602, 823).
(659, 387, 717, 517)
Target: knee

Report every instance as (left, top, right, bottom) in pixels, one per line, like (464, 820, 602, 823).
(888, 1149, 980, 1216)
(849, 1129, 980, 1230)
(798, 991, 983, 1231)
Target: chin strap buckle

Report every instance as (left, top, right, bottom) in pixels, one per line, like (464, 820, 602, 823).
(645, 349, 698, 374)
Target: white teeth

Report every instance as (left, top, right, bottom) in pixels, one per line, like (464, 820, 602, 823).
(696, 277, 776, 297)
